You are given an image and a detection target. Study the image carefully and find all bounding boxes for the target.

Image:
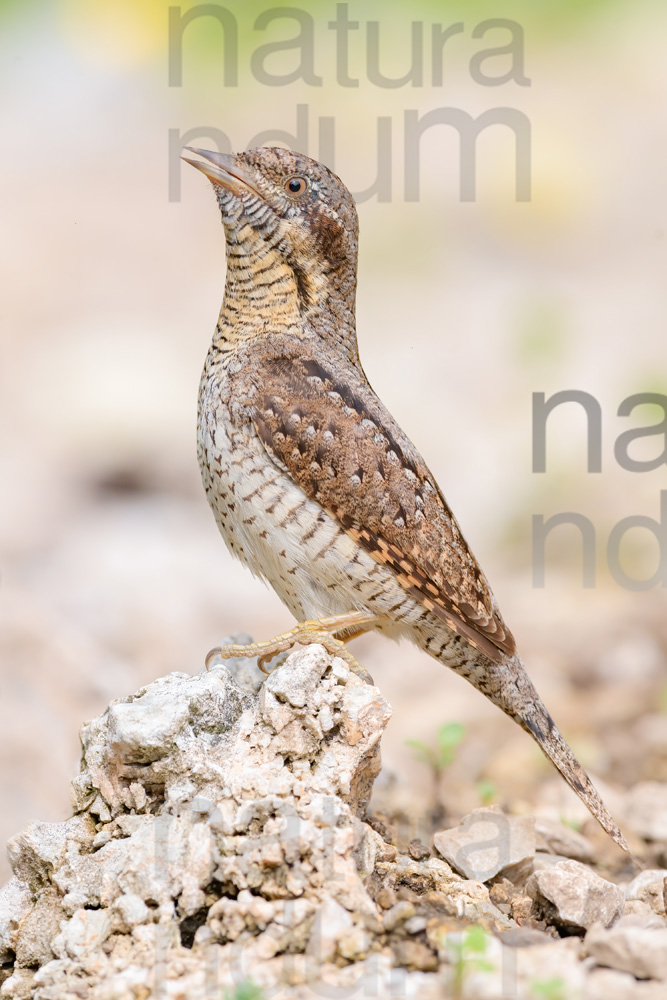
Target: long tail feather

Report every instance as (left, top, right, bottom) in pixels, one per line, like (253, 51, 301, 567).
(470, 652, 630, 853)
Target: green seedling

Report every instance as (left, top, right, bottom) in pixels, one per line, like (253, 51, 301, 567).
(406, 721, 466, 774)
(476, 778, 497, 806)
(530, 976, 567, 1000)
(559, 814, 583, 832)
(406, 721, 466, 821)
(447, 925, 494, 998)
(224, 982, 264, 1000)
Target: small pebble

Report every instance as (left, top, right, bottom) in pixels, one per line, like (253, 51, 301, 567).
(408, 839, 431, 861)
(376, 888, 397, 910)
(383, 901, 416, 932)
(404, 915, 428, 935)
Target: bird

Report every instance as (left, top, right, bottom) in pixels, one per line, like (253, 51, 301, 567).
(182, 144, 629, 853)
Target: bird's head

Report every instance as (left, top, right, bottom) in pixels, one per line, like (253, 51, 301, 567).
(182, 146, 359, 343)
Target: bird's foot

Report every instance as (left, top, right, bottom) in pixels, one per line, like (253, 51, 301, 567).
(205, 611, 380, 684)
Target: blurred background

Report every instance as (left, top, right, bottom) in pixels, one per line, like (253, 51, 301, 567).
(2, 0, 667, 882)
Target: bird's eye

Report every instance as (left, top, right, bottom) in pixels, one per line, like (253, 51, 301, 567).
(284, 175, 309, 196)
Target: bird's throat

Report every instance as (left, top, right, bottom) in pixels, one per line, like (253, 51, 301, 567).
(216, 244, 360, 366)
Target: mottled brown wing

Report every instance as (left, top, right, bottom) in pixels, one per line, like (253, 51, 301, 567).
(247, 351, 515, 662)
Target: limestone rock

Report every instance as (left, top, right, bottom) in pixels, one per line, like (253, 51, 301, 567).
(13, 889, 63, 969)
(535, 816, 596, 863)
(6, 817, 93, 893)
(0, 880, 31, 964)
(306, 897, 354, 963)
(0, 646, 397, 996)
(585, 967, 667, 999)
(526, 859, 623, 931)
(513, 937, 586, 997)
(585, 915, 667, 980)
(52, 907, 113, 961)
(113, 892, 150, 931)
(0, 641, 652, 999)
(373, 854, 514, 933)
(433, 807, 536, 882)
(624, 869, 667, 917)
(382, 900, 416, 932)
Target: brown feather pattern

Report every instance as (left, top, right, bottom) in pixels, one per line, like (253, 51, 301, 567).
(248, 350, 516, 662)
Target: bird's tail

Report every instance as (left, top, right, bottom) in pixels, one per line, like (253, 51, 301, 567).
(470, 652, 630, 854)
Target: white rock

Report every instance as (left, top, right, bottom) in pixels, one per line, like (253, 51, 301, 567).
(514, 937, 586, 998)
(535, 816, 595, 863)
(623, 899, 659, 920)
(586, 967, 667, 999)
(113, 892, 150, 930)
(433, 807, 536, 881)
(306, 897, 354, 962)
(6, 816, 93, 891)
(55, 813, 182, 908)
(179, 821, 216, 917)
(0, 878, 32, 962)
(89, 794, 111, 822)
(624, 869, 667, 916)
(0, 645, 570, 998)
(526, 859, 623, 930)
(352, 817, 380, 878)
(32, 960, 69, 987)
(14, 889, 62, 968)
(70, 665, 250, 816)
(378, 855, 514, 934)
(338, 924, 372, 960)
(382, 901, 416, 933)
(0, 968, 35, 999)
(0, 648, 393, 996)
(585, 916, 667, 980)
(404, 916, 428, 935)
(52, 907, 112, 960)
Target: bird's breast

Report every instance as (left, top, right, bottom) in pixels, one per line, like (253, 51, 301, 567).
(197, 359, 378, 621)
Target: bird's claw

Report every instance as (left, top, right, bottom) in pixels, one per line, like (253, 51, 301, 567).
(203, 613, 379, 683)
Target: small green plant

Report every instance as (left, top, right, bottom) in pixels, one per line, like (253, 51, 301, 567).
(530, 977, 567, 1000)
(476, 778, 497, 806)
(224, 982, 264, 1000)
(406, 721, 466, 774)
(447, 925, 494, 997)
(406, 721, 466, 820)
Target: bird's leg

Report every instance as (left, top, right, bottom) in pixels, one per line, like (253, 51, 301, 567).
(213, 622, 374, 677)
(241, 625, 373, 675)
(333, 627, 369, 642)
(205, 611, 381, 682)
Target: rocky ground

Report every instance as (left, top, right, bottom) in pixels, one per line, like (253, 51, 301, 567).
(1, 642, 666, 1000)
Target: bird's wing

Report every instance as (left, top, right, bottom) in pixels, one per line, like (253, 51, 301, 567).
(246, 350, 516, 662)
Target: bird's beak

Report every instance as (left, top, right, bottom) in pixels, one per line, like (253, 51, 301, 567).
(181, 147, 262, 198)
